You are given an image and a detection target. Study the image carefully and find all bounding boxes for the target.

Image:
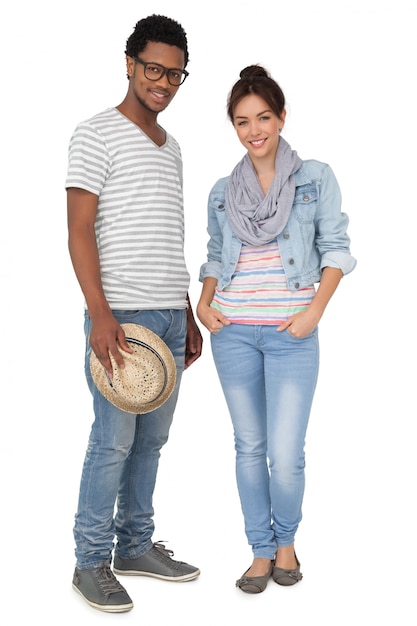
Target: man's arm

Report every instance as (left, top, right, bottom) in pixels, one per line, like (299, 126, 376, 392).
(67, 187, 131, 375)
(184, 294, 203, 369)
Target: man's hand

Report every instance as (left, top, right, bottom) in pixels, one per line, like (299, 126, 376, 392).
(89, 312, 133, 377)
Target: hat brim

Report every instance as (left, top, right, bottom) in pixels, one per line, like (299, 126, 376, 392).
(90, 323, 177, 414)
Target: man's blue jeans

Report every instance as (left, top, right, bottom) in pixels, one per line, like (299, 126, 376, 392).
(73, 309, 186, 570)
(211, 323, 319, 559)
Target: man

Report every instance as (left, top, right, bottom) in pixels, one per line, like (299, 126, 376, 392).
(66, 14, 203, 613)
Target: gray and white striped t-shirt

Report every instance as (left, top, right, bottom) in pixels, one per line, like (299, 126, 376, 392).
(66, 107, 190, 310)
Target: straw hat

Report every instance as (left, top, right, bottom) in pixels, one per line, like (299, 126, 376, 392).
(90, 323, 177, 414)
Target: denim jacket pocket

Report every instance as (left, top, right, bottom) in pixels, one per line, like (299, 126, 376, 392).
(213, 198, 226, 212)
(293, 184, 318, 223)
(213, 198, 227, 230)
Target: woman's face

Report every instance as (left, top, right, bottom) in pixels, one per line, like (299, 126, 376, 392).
(233, 94, 285, 161)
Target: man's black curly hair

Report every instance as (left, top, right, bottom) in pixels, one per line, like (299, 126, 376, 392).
(125, 14, 189, 67)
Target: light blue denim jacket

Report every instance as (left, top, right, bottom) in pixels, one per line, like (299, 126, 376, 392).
(199, 159, 356, 291)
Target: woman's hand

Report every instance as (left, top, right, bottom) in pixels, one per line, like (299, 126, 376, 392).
(197, 302, 230, 334)
(197, 277, 230, 334)
(279, 267, 343, 337)
(277, 309, 320, 338)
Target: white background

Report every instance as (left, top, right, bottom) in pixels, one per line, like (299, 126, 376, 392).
(1, 0, 416, 623)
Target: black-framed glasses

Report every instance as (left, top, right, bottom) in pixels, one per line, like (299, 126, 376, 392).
(132, 56, 189, 86)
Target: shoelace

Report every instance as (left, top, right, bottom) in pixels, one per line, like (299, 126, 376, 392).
(96, 563, 126, 594)
(153, 541, 184, 569)
(153, 541, 174, 557)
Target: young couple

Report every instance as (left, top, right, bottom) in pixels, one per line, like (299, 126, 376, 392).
(66, 13, 355, 612)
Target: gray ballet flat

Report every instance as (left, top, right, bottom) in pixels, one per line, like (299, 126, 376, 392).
(272, 554, 303, 586)
(236, 562, 273, 594)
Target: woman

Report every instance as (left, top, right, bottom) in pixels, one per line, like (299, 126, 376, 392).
(197, 65, 356, 593)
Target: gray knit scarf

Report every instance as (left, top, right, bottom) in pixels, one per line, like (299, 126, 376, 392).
(225, 136, 302, 245)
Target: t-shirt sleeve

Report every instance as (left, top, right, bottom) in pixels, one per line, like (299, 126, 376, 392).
(65, 121, 109, 195)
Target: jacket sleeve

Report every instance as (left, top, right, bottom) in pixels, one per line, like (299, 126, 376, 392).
(199, 177, 228, 282)
(315, 165, 357, 275)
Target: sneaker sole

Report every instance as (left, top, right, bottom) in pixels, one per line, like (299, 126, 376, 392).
(72, 583, 133, 612)
(113, 568, 201, 582)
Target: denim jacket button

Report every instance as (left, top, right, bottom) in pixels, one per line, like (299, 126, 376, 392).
(289, 258, 295, 265)
(283, 232, 289, 239)
(294, 282, 300, 289)
(303, 195, 310, 202)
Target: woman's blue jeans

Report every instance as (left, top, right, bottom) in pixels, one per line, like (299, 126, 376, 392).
(211, 324, 319, 559)
(73, 309, 186, 570)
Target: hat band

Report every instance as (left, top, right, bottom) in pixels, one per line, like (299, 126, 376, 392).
(123, 336, 171, 402)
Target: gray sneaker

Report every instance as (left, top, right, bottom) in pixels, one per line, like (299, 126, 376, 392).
(113, 542, 200, 582)
(72, 561, 133, 612)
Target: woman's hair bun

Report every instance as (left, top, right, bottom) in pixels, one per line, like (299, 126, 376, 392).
(239, 65, 270, 80)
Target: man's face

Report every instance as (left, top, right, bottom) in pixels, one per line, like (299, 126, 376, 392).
(127, 41, 186, 114)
